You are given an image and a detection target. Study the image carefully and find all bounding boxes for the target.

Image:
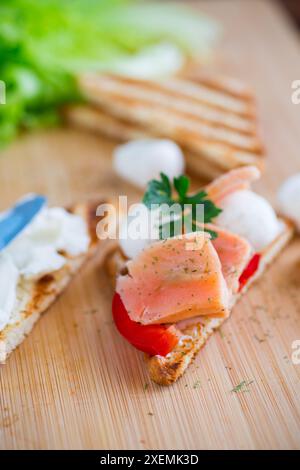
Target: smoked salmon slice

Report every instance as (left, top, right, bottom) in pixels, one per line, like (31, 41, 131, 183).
(116, 169, 255, 327)
(206, 166, 260, 203)
(207, 223, 252, 293)
(116, 232, 230, 325)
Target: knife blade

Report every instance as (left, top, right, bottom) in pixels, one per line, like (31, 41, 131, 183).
(0, 194, 47, 252)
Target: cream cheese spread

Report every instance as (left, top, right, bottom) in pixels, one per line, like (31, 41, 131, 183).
(0, 207, 90, 331)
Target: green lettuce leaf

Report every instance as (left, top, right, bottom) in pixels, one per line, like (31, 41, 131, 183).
(0, 0, 219, 147)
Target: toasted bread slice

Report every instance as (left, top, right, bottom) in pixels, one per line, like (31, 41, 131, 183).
(64, 105, 238, 181)
(0, 200, 105, 363)
(68, 72, 265, 177)
(105, 218, 294, 385)
(183, 70, 255, 101)
(64, 105, 150, 142)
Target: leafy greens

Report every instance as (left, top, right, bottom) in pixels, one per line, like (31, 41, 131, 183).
(0, 0, 219, 147)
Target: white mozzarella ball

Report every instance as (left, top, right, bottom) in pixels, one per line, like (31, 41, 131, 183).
(215, 190, 281, 251)
(119, 205, 161, 259)
(277, 173, 300, 232)
(113, 139, 185, 189)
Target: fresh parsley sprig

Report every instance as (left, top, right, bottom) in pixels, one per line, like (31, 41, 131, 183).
(143, 173, 222, 239)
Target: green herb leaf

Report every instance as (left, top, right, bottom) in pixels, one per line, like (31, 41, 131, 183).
(143, 172, 172, 208)
(173, 174, 190, 200)
(143, 173, 222, 239)
(231, 380, 254, 394)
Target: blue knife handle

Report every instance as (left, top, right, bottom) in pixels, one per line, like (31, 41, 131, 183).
(0, 195, 47, 251)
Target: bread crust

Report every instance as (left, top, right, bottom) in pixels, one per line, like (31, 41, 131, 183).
(0, 200, 106, 363)
(64, 72, 265, 179)
(105, 218, 294, 385)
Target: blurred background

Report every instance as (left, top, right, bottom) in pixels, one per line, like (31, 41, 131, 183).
(0, 0, 299, 150)
(281, 0, 300, 27)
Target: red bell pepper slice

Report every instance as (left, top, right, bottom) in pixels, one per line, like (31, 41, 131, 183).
(238, 253, 261, 291)
(113, 252, 261, 355)
(112, 293, 179, 356)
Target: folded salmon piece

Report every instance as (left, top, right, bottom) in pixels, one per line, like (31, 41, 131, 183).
(207, 223, 252, 294)
(116, 232, 230, 325)
(206, 165, 260, 203)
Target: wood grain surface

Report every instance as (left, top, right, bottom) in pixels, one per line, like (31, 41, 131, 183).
(0, 0, 300, 450)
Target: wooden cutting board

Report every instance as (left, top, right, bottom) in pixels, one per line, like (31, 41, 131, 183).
(0, 0, 300, 450)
